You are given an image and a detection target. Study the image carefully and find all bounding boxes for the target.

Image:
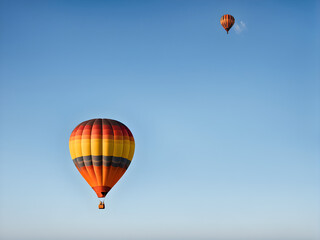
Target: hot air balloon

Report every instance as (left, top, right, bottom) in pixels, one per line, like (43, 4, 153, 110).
(220, 14, 235, 34)
(69, 118, 135, 209)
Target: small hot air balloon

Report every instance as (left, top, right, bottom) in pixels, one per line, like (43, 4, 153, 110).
(220, 14, 235, 34)
(69, 118, 135, 209)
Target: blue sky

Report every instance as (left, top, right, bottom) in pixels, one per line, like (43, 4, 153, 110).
(0, 0, 319, 240)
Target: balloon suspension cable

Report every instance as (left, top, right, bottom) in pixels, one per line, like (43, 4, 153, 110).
(99, 197, 106, 204)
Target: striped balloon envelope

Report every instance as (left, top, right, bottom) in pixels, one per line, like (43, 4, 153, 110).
(220, 14, 235, 34)
(69, 119, 135, 208)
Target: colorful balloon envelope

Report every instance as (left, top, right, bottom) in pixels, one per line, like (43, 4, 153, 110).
(220, 14, 235, 34)
(69, 119, 135, 208)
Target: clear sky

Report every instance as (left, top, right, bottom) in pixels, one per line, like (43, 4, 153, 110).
(0, 0, 319, 240)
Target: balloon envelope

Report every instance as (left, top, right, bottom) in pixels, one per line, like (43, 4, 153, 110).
(220, 14, 235, 34)
(69, 119, 135, 198)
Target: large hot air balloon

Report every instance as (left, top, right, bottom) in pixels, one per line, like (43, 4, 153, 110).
(69, 118, 135, 209)
(220, 14, 235, 34)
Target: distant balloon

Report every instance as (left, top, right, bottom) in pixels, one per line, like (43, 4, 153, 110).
(220, 14, 235, 34)
(69, 118, 135, 209)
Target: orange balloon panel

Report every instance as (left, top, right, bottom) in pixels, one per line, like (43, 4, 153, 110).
(69, 119, 135, 198)
(220, 14, 235, 34)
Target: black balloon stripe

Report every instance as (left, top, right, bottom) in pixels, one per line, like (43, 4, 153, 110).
(73, 157, 84, 168)
(73, 156, 131, 169)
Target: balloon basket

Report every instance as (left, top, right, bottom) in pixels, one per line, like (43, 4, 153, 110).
(98, 201, 105, 209)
